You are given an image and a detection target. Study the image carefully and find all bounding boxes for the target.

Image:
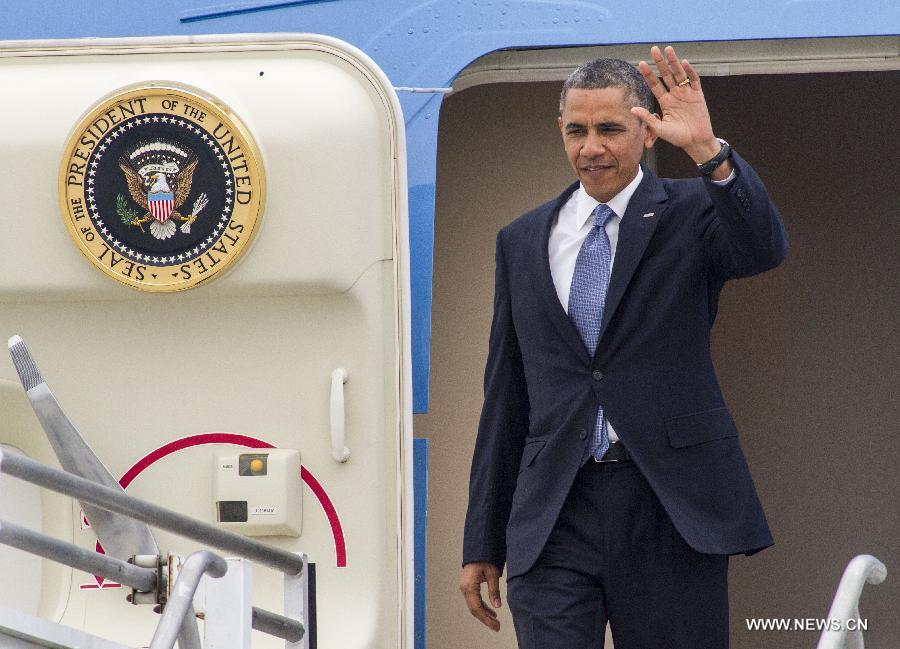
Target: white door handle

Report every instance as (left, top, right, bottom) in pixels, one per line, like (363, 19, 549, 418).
(330, 368, 350, 463)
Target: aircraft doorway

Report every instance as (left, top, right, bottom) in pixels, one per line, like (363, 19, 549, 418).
(417, 37, 900, 649)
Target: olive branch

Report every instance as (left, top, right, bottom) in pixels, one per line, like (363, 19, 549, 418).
(116, 194, 140, 225)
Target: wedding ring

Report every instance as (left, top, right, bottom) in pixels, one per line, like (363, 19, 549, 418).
(677, 77, 691, 87)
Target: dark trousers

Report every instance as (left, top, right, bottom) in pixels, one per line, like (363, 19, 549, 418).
(506, 459, 729, 649)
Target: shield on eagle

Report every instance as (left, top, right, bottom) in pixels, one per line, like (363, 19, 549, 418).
(148, 186, 175, 223)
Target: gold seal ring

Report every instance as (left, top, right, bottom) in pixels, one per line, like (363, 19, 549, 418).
(59, 83, 266, 292)
(677, 77, 692, 87)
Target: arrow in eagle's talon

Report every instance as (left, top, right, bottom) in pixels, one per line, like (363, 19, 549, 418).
(181, 192, 209, 233)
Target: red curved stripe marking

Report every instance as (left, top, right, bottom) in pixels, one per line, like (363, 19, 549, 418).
(118, 432, 346, 567)
(298, 466, 346, 566)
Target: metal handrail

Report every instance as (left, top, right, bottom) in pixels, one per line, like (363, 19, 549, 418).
(0, 518, 304, 644)
(0, 519, 157, 592)
(149, 551, 228, 649)
(0, 448, 306, 644)
(253, 607, 307, 644)
(0, 448, 303, 576)
(816, 554, 887, 649)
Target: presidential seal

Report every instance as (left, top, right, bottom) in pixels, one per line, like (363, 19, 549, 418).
(59, 84, 265, 291)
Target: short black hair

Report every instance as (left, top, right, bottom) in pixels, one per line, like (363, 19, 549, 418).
(559, 58, 657, 115)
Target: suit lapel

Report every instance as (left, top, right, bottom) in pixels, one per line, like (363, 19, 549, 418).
(534, 182, 593, 365)
(596, 167, 669, 352)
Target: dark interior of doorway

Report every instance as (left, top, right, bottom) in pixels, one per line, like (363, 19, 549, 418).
(421, 70, 899, 649)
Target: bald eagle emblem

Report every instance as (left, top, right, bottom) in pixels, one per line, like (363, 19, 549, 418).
(118, 140, 208, 240)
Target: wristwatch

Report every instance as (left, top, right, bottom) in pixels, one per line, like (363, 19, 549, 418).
(697, 138, 731, 176)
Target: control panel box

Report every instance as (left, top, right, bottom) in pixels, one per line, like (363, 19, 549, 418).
(213, 448, 302, 537)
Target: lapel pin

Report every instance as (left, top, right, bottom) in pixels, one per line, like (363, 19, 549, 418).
(642, 212, 655, 218)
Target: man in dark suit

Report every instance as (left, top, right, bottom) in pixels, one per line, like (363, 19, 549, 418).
(459, 45, 788, 648)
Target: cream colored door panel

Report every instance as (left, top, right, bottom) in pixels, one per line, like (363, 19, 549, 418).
(0, 41, 396, 296)
(0, 34, 412, 649)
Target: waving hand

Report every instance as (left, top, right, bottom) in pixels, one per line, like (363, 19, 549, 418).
(631, 45, 731, 178)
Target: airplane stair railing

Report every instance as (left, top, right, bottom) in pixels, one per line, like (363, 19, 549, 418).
(0, 448, 309, 649)
(817, 554, 887, 649)
(149, 551, 227, 649)
(0, 517, 159, 593)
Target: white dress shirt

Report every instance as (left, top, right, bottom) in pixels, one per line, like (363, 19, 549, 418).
(549, 168, 735, 443)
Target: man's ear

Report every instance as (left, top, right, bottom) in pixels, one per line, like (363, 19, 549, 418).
(557, 115, 564, 136)
(643, 114, 660, 149)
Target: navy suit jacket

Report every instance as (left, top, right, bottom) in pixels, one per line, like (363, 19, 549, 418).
(462, 151, 789, 579)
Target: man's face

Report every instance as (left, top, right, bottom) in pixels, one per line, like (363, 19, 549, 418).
(558, 86, 656, 203)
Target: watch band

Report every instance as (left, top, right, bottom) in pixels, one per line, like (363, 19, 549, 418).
(697, 138, 731, 176)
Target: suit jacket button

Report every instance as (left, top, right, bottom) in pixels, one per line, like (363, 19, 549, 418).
(579, 429, 588, 440)
(592, 369, 603, 381)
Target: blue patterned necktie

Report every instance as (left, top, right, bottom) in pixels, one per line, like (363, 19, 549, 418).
(568, 204, 615, 462)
